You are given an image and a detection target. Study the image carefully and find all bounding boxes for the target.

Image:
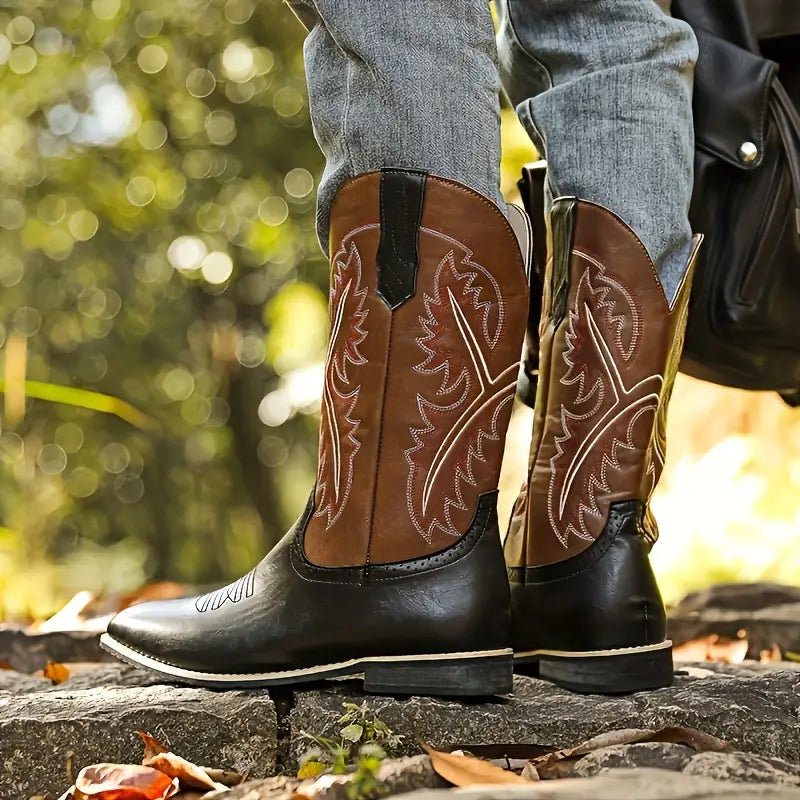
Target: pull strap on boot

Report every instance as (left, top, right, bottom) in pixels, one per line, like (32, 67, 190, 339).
(505, 197, 701, 694)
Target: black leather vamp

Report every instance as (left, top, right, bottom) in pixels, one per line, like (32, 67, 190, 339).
(509, 501, 667, 653)
(107, 492, 510, 674)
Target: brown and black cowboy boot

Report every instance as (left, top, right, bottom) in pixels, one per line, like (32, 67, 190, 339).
(102, 170, 530, 696)
(504, 197, 701, 694)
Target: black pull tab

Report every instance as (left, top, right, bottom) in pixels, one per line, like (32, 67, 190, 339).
(550, 197, 576, 328)
(376, 169, 426, 310)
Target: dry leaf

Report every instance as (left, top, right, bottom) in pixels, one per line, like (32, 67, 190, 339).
(421, 743, 531, 786)
(73, 763, 179, 799)
(673, 634, 748, 664)
(572, 728, 655, 756)
(144, 753, 227, 792)
(202, 768, 245, 787)
(136, 732, 169, 761)
(42, 661, 70, 685)
(0, 659, 16, 671)
(37, 591, 95, 633)
(520, 762, 540, 781)
(528, 731, 649, 781)
(487, 758, 529, 771)
(760, 643, 782, 663)
(647, 727, 730, 753)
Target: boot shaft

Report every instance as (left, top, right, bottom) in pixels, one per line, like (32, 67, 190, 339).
(509, 198, 701, 568)
(306, 170, 530, 567)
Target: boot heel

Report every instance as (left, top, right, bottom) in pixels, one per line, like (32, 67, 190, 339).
(532, 643, 673, 694)
(363, 652, 513, 697)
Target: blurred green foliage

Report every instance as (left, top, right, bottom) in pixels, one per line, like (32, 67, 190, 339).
(0, 0, 329, 619)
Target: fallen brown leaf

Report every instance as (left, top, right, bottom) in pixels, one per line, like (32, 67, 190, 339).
(42, 661, 70, 685)
(421, 743, 531, 786)
(203, 767, 245, 787)
(673, 634, 748, 664)
(37, 591, 95, 633)
(760, 643, 782, 663)
(520, 762, 540, 781)
(144, 753, 226, 792)
(65, 763, 179, 799)
(647, 727, 731, 753)
(529, 729, 651, 780)
(0, 659, 16, 671)
(136, 732, 169, 761)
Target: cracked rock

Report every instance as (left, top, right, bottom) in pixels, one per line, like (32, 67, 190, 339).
(0, 684, 276, 798)
(289, 669, 800, 768)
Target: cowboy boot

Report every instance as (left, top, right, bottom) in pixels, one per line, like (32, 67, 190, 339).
(504, 197, 701, 694)
(101, 170, 530, 696)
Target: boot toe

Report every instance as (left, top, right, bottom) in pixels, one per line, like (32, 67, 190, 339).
(105, 597, 212, 670)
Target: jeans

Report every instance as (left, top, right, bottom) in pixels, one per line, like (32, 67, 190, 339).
(291, 0, 698, 299)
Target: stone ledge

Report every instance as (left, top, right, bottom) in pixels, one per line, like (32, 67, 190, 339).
(287, 669, 800, 766)
(0, 684, 277, 798)
(399, 768, 800, 799)
(3, 662, 800, 798)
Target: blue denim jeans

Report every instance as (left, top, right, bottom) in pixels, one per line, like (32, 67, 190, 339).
(291, 0, 698, 299)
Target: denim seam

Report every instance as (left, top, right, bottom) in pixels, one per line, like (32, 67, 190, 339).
(503, 0, 552, 160)
(503, 0, 553, 93)
(342, 57, 356, 178)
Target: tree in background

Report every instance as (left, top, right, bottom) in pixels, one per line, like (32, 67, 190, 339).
(0, 0, 328, 619)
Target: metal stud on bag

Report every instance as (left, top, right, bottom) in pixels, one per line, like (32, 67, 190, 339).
(738, 141, 759, 163)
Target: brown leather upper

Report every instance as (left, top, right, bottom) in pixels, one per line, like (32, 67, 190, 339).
(505, 199, 701, 568)
(304, 172, 529, 567)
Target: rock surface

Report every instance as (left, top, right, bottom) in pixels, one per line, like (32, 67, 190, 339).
(212, 755, 447, 800)
(0, 626, 107, 672)
(287, 668, 800, 767)
(402, 768, 800, 799)
(685, 752, 800, 786)
(0, 685, 276, 798)
(0, 662, 165, 695)
(668, 581, 800, 658)
(672, 583, 800, 614)
(4, 660, 800, 798)
(570, 742, 694, 777)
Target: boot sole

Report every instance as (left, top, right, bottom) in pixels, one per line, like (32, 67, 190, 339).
(100, 633, 513, 696)
(514, 640, 673, 694)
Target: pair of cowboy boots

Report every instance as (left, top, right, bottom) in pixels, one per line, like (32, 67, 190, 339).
(101, 169, 699, 696)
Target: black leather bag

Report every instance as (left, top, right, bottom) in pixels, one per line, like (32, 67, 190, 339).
(518, 1, 800, 404)
(672, 0, 800, 402)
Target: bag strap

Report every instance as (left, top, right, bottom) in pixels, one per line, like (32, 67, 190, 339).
(770, 80, 800, 232)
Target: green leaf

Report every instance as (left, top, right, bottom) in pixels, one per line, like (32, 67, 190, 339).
(0, 378, 157, 430)
(297, 760, 327, 780)
(358, 743, 386, 761)
(341, 723, 364, 743)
